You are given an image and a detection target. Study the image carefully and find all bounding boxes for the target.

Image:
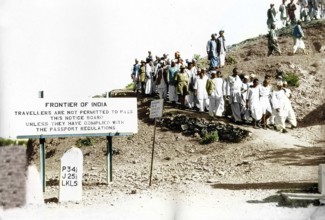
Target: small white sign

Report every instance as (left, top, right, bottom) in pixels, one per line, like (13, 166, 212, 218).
(11, 98, 138, 137)
(59, 147, 83, 203)
(149, 99, 164, 119)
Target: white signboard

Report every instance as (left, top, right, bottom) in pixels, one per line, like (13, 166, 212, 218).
(59, 147, 83, 202)
(11, 98, 137, 137)
(149, 99, 164, 119)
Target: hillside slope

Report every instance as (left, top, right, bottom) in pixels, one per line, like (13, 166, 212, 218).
(224, 19, 325, 126)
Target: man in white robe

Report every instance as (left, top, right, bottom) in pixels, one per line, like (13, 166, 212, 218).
(185, 62, 197, 109)
(216, 30, 227, 68)
(272, 81, 290, 133)
(283, 81, 297, 128)
(207, 71, 225, 117)
(145, 59, 153, 95)
(247, 79, 263, 128)
(194, 70, 209, 112)
(226, 68, 243, 123)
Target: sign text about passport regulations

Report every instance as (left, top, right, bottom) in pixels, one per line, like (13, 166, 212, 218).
(12, 98, 137, 137)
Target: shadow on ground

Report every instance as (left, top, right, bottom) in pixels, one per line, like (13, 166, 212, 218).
(247, 146, 325, 166)
(212, 182, 321, 207)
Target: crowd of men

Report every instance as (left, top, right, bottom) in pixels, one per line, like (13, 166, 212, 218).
(267, 0, 325, 56)
(268, 0, 325, 29)
(131, 49, 297, 133)
(129, 0, 325, 133)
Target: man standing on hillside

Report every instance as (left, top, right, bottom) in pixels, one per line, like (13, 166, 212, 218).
(226, 67, 243, 124)
(131, 59, 140, 92)
(272, 81, 289, 133)
(279, 0, 288, 27)
(156, 60, 169, 100)
(207, 70, 225, 117)
(206, 34, 219, 69)
(292, 20, 306, 54)
(267, 3, 277, 30)
(168, 60, 179, 104)
(216, 30, 227, 68)
(268, 24, 282, 56)
(194, 70, 209, 113)
(287, 0, 297, 25)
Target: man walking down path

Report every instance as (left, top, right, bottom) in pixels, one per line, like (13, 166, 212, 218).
(226, 68, 243, 124)
(272, 81, 290, 133)
(206, 34, 219, 69)
(259, 79, 273, 129)
(283, 81, 297, 128)
(268, 24, 281, 56)
(216, 30, 227, 68)
(292, 20, 306, 54)
(267, 3, 277, 30)
(279, 0, 288, 27)
(246, 79, 263, 129)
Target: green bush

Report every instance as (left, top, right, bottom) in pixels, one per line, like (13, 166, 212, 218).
(199, 131, 219, 145)
(283, 73, 300, 87)
(125, 82, 135, 90)
(0, 138, 27, 146)
(226, 55, 237, 65)
(76, 137, 96, 147)
(0, 138, 15, 146)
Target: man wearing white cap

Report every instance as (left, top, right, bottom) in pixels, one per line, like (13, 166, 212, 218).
(272, 81, 289, 133)
(241, 75, 250, 121)
(283, 81, 297, 128)
(145, 59, 153, 95)
(207, 70, 225, 117)
(216, 30, 227, 68)
(194, 69, 209, 112)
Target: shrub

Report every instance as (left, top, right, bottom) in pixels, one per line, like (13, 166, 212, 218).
(125, 82, 135, 90)
(199, 131, 219, 145)
(226, 55, 237, 65)
(0, 138, 27, 146)
(76, 137, 96, 147)
(283, 72, 300, 87)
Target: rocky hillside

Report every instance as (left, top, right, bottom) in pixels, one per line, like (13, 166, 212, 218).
(24, 20, 325, 202)
(223, 19, 325, 127)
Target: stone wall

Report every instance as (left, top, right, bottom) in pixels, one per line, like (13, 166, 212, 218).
(0, 146, 26, 209)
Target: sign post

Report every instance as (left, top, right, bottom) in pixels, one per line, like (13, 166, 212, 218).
(11, 97, 138, 190)
(38, 91, 46, 192)
(149, 99, 164, 186)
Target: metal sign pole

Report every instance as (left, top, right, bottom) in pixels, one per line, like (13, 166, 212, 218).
(106, 136, 113, 183)
(38, 91, 46, 192)
(149, 118, 157, 186)
(40, 138, 46, 192)
(106, 91, 113, 184)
